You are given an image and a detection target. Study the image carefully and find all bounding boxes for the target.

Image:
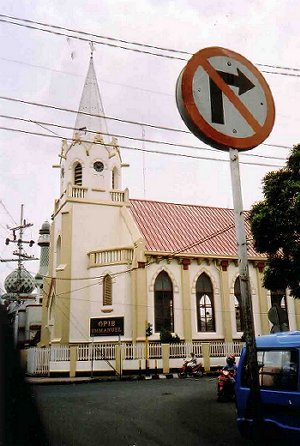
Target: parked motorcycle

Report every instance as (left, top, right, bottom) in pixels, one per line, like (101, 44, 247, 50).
(217, 368, 236, 401)
(178, 360, 204, 378)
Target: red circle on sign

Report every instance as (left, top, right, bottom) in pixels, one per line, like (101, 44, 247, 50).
(177, 47, 275, 151)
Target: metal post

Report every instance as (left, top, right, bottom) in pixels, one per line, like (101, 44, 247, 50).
(91, 337, 94, 378)
(17, 204, 24, 297)
(118, 335, 122, 380)
(145, 320, 149, 375)
(229, 148, 263, 437)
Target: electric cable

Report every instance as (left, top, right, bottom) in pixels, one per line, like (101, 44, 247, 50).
(0, 95, 291, 151)
(1, 14, 300, 77)
(0, 126, 284, 168)
(0, 17, 187, 61)
(0, 200, 18, 225)
(0, 113, 288, 162)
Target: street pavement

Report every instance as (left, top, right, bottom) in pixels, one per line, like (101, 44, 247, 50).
(32, 377, 246, 446)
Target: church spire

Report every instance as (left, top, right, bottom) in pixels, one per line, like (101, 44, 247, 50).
(74, 49, 108, 140)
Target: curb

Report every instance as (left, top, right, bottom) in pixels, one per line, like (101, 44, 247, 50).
(25, 373, 182, 385)
(26, 372, 215, 385)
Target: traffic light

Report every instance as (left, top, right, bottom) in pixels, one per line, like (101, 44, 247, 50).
(146, 322, 153, 337)
(29, 240, 35, 247)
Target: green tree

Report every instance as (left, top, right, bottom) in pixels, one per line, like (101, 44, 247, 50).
(249, 144, 300, 298)
(159, 329, 181, 344)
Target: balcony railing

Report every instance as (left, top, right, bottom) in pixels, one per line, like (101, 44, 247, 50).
(110, 188, 129, 203)
(68, 185, 88, 199)
(89, 247, 134, 267)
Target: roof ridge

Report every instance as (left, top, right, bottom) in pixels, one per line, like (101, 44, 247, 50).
(129, 197, 237, 211)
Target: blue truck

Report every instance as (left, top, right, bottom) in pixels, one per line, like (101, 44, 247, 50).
(236, 331, 300, 440)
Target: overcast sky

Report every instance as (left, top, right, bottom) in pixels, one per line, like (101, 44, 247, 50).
(0, 0, 299, 290)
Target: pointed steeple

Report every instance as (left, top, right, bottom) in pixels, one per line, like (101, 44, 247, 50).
(74, 54, 108, 140)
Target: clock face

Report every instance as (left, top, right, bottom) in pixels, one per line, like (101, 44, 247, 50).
(93, 161, 104, 172)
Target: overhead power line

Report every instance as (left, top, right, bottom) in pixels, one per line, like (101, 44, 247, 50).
(0, 200, 17, 225)
(0, 95, 291, 151)
(0, 113, 288, 162)
(0, 13, 191, 56)
(0, 125, 284, 169)
(1, 14, 300, 77)
(0, 17, 187, 61)
(0, 94, 190, 134)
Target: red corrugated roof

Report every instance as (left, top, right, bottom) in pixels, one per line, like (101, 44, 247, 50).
(129, 199, 263, 258)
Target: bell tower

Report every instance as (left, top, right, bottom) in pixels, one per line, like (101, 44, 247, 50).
(41, 50, 131, 346)
(58, 49, 125, 205)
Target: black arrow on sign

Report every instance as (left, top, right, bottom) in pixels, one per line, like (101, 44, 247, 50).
(209, 68, 255, 125)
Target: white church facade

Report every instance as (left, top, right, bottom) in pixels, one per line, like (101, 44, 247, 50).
(40, 55, 300, 349)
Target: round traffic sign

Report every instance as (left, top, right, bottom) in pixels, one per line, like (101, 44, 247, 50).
(176, 47, 275, 151)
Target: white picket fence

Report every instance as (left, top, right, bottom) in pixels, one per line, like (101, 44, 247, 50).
(27, 347, 51, 375)
(209, 341, 243, 357)
(26, 341, 243, 376)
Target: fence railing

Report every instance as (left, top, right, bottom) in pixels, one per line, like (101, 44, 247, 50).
(27, 347, 50, 375)
(209, 341, 243, 357)
(169, 342, 203, 358)
(123, 342, 144, 359)
(50, 345, 70, 361)
(26, 341, 243, 375)
(77, 343, 116, 361)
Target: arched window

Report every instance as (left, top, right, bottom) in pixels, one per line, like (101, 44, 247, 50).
(154, 271, 174, 333)
(74, 162, 82, 186)
(196, 273, 215, 332)
(270, 289, 289, 330)
(103, 274, 112, 306)
(234, 277, 244, 332)
(56, 236, 61, 267)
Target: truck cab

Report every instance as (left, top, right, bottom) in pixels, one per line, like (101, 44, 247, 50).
(236, 331, 300, 440)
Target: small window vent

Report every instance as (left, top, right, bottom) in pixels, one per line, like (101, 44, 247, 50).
(74, 163, 82, 186)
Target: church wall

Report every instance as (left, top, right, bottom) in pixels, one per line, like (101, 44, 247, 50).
(64, 201, 135, 343)
(142, 257, 270, 344)
(66, 262, 133, 343)
(71, 202, 133, 254)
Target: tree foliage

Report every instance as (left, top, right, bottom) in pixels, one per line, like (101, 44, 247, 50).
(249, 144, 300, 298)
(159, 329, 181, 344)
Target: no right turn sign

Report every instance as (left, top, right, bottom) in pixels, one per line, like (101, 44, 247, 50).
(176, 47, 275, 151)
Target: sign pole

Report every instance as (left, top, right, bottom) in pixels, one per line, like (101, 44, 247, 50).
(145, 320, 149, 375)
(118, 334, 122, 380)
(91, 336, 94, 378)
(229, 148, 263, 437)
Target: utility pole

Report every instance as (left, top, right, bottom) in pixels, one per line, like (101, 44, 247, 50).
(1, 204, 38, 299)
(1, 204, 38, 346)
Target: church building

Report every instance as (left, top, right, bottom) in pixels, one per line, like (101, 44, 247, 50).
(40, 53, 300, 348)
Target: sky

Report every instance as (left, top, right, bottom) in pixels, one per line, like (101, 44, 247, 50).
(0, 0, 299, 290)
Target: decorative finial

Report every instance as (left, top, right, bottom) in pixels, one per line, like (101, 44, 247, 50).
(89, 41, 95, 58)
